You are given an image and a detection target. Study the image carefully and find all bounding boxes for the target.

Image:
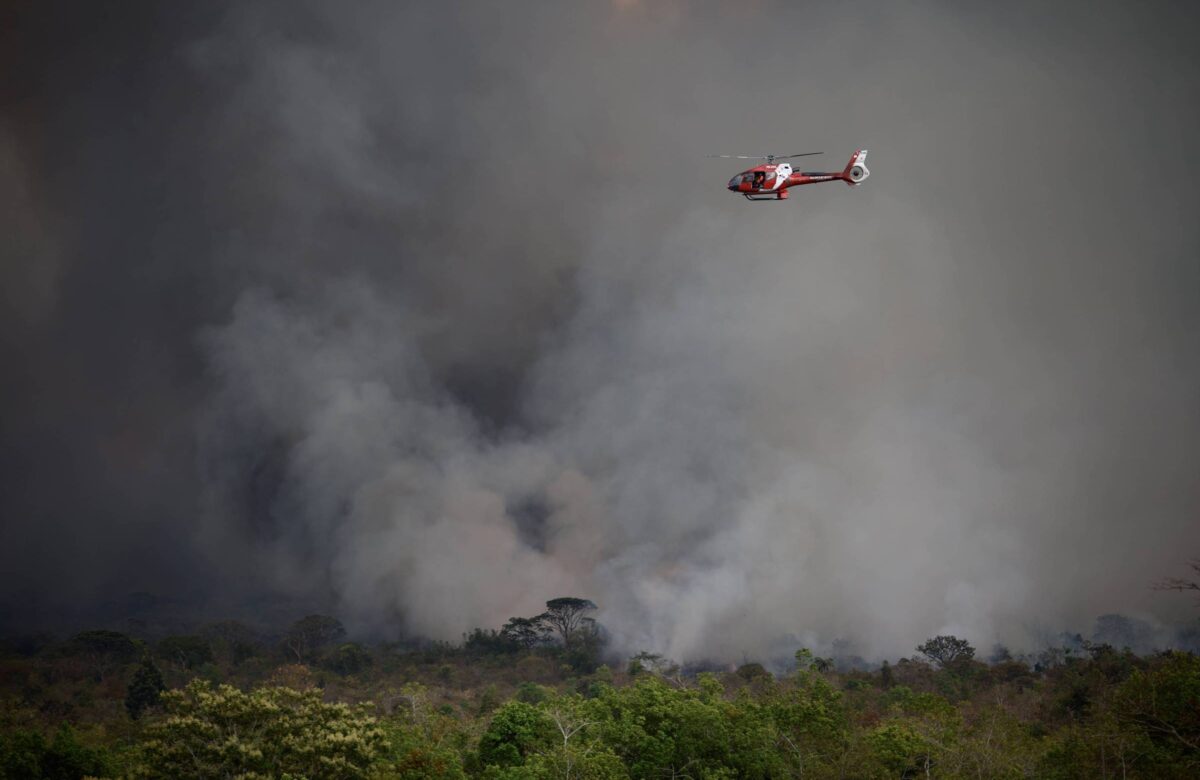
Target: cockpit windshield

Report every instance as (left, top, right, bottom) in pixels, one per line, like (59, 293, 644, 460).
(728, 171, 773, 190)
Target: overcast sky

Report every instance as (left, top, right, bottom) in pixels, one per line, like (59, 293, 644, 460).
(2, 0, 1198, 659)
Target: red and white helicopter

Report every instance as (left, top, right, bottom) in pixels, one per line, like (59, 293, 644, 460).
(714, 150, 869, 201)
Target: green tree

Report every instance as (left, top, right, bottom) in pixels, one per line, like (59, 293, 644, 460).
(477, 701, 555, 769)
(735, 662, 771, 682)
(464, 627, 520, 655)
(867, 722, 930, 776)
(525, 695, 628, 780)
(593, 675, 774, 778)
(200, 619, 260, 664)
(0, 729, 43, 779)
(538, 598, 596, 648)
(952, 706, 1045, 779)
(524, 747, 627, 780)
(376, 717, 468, 780)
(516, 682, 552, 705)
(628, 652, 668, 678)
(916, 635, 975, 668)
(500, 616, 550, 650)
(1112, 651, 1200, 773)
(325, 642, 373, 676)
(135, 679, 384, 778)
(793, 647, 831, 674)
(478, 684, 501, 716)
(0, 725, 113, 779)
(768, 666, 849, 775)
(64, 629, 138, 681)
(283, 614, 346, 663)
(125, 655, 166, 720)
(869, 688, 963, 777)
(155, 634, 214, 670)
(563, 620, 605, 674)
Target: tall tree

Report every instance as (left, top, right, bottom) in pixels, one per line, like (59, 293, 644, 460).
(66, 630, 138, 682)
(156, 635, 214, 670)
(201, 619, 260, 664)
(538, 598, 597, 648)
(1092, 614, 1152, 651)
(125, 656, 165, 720)
(916, 635, 975, 668)
(283, 615, 345, 663)
(501, 616, 549, 649)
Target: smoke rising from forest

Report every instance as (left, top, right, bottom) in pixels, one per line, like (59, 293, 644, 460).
(2, 1, 1199, 661)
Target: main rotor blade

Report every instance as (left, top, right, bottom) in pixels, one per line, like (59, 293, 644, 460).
(706, 152, 824, 160)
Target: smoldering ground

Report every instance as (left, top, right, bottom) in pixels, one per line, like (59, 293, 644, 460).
(2, 1, 1199, 661)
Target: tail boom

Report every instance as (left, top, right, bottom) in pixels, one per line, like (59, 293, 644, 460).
(780, 149, 870, 189)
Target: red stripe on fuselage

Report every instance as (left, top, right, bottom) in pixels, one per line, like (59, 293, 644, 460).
(781, 173, 845, 188)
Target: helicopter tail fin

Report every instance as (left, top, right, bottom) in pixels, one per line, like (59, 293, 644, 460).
(841, 150, 870, 185)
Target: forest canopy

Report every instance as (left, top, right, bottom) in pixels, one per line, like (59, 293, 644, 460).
(1, 602, 1198, 778)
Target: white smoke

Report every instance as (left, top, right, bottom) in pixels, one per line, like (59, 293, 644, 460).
(186, 1, 1200, 662)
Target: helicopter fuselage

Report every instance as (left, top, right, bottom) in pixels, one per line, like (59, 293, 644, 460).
(727, 163, 840, 200)
(724, 150, 869, 201)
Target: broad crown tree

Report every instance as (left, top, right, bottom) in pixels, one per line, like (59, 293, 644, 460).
(916, 635, 976, 668)
(538, 598, 597, 648)
(283, 614, 345, 663)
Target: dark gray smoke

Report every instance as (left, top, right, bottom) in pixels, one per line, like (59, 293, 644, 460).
(3, 0, 1199, 659)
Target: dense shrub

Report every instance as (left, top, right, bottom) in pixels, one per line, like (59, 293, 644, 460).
(134, 680, 385, 778)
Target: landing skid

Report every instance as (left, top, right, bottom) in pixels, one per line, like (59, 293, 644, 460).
(743, 193, 786, 202)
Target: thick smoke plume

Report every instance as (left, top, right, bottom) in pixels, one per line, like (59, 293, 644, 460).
(2, 1, 1199, 661)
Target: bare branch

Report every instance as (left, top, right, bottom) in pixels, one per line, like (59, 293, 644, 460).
(1153, 558, 1200, 603)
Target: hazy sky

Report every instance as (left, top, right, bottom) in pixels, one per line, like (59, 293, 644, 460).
(2, 0, 1198, 659)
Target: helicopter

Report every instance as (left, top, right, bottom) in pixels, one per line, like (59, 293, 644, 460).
(713, 150, 869, 201)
